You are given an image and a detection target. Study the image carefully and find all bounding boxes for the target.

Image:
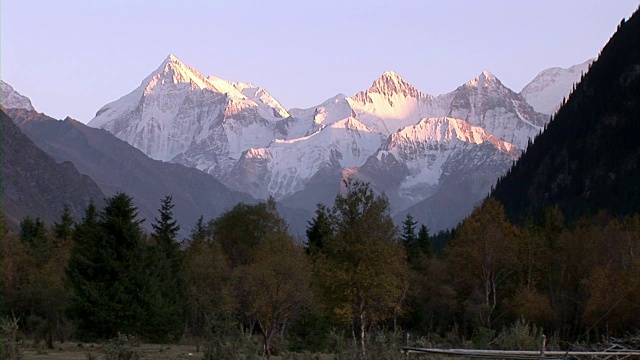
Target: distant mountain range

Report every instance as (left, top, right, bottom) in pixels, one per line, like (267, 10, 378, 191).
(87, 56, 585, 231)
(1, 55, 587, 233)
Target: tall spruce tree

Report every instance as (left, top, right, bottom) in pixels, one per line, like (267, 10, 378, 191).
(148, 195, 186, 342)
(417, 224, 433, 258)
(305, 204, 332, 255)
(54, 204, 75, 245)
(401, 214, 418, 262)
(66, 193, 159, 340)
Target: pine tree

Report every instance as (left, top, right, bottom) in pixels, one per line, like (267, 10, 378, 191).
(147, 195, 185, 342)
(401, 214, 418, 261)
(305, 204, 331, 255)
(66, 193, 153, 340)
(19, 216, 48, 248)
(54, 204, 75, 245)
(417, 224, 433, 258)
(189, 215, 208, 245)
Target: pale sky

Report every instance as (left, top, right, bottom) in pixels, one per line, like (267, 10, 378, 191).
(1, 0, 638, 122)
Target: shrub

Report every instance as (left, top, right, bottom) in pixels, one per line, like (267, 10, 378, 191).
(2, 316, 23, 360)
(102, 333, 141, 360)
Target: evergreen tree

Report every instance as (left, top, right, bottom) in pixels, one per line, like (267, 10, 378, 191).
(147, 195, 185, 342)
(66, 193, 157, 340)
(19, 216, 48, 249)
(401, 214, 418, 261)
(417, 224, 433, 258)
(189, 215, 208, 245)
(53, 204, 75, 244)
(305, 204, 331, 255)
(152, 195, 181, 266)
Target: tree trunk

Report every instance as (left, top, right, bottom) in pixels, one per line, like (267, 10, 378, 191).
(360, 310, 366, 358)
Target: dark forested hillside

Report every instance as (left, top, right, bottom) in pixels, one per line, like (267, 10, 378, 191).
(492, 8, 640, 223)
(0, 110, 105, 225)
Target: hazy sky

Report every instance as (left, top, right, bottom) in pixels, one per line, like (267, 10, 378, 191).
(2, 0, 638, 122)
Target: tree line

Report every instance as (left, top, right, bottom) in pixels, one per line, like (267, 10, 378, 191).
(2, 181, 639, 358)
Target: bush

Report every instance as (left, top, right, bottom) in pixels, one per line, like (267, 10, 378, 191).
(2, 316, 24, 360)
(494, 318, 543, 350)
(203, 325, 261, 360)
(102, 333, 141, 360)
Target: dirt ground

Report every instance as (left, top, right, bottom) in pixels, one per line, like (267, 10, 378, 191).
(20, 341, 205, 360)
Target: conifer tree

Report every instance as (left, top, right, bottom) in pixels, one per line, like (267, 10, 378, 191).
(401, 214, 418, 262)
(66, 193, 157, 340)
(54, 204, 75, 244)
(148, 195, 185, 342)
(305, 204, 331, 255)
(417, 224, 433, 258)
(19, 216, 48, 249)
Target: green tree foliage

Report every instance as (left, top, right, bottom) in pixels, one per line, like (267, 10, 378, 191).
(417, 224, 433, 258)
(211, 197, 287, 268)
(182, 231, 233, 352)
(313, 180, 410, 356)
(53, 204, 75, 245)
(305, 204, 331, 255)
(401, 214, 418, 263)
(19, 216, 49, 254)
(147, 195, 185, 342)
(66, 193, 178, 341)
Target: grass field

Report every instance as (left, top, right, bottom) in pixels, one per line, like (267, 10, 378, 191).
(16, 340, 339, 360)
(19, 341, 205, 360)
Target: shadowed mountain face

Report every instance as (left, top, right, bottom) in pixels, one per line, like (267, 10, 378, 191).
(1, 109, 105, 226)
(8, 109, 255, 237)
(492, 9, 640, 223)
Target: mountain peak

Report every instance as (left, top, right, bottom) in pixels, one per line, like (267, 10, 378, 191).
(144, 54, 210, 92)
(1, 80, 36, 111)
(465, 70, 503, 88)
(480, 70, 496, 79)
(375, 70, 407, 87)
(354, 70, 424, 103)
(381, 70, 402, 79)
(165, 54, 181, 62)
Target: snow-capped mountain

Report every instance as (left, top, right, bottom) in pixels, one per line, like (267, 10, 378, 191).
(236, 70, 544, 204)
(520, 59, 594, 115)
(350, 117, 519, 209)
(89, 55, 290, 177)
(1, 80, 35, 111)
(90, 55, 551, 230)
(440, 71, 547, 149)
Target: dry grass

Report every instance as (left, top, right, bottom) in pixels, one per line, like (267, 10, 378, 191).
(20, 341, 204, 360)
(19, 341, 335, 360)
